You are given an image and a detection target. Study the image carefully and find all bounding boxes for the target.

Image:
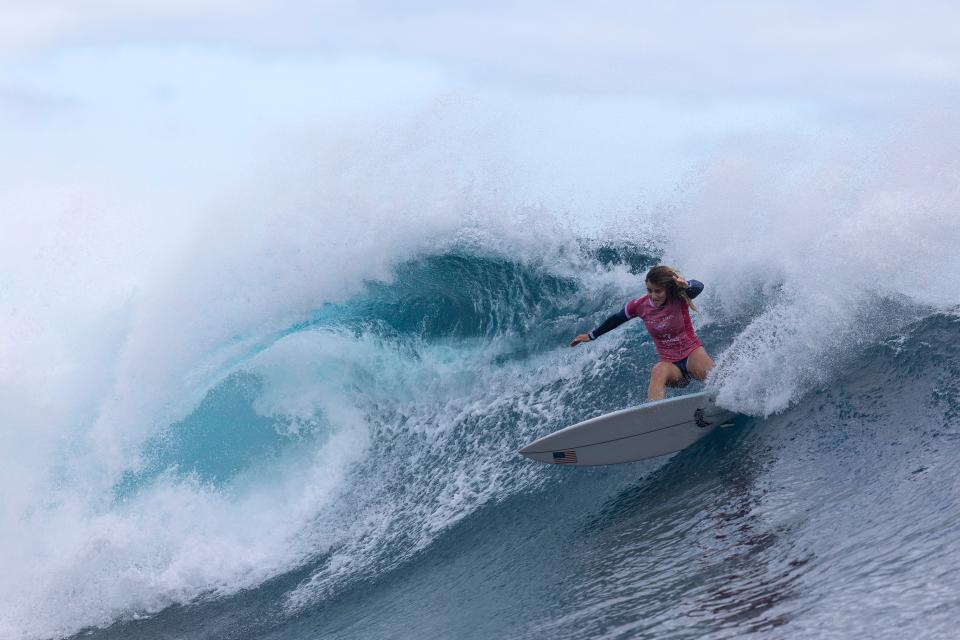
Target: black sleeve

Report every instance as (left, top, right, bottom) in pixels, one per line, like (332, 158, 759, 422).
(686, 279, 704, 299)
(588, 308, 630, 340)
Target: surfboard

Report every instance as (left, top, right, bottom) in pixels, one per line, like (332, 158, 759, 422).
(518, 392, 735, 466)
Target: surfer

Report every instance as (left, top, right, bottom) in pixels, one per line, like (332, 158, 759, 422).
(570, 265, 713, 401)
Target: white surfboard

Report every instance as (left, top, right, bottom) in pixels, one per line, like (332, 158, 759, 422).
(519, 392, 735, 466)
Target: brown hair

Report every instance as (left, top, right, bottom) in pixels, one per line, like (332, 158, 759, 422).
(645, 265, 699, 313)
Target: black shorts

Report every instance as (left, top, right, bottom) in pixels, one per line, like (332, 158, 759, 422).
(673, 356, 691, 380)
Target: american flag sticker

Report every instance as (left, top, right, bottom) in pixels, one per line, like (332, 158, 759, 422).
(552, 450, 578, 464)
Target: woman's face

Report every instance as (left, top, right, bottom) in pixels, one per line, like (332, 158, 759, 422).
(646, 281, 667, 306)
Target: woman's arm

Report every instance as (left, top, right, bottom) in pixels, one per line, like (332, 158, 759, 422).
(672, 275, 704, 299)
(570, 308, 630, 346)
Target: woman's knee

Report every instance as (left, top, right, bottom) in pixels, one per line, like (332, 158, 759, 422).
(651, 361, 681, 384)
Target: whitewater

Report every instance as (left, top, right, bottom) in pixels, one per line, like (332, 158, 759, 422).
(2, 116, 960, 640)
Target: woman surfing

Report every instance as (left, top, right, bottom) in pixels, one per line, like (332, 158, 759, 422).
(570, 265, 714, 402)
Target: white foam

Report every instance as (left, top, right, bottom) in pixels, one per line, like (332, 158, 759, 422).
(2, 423, 365, 640)
(665, 116, 960, 415)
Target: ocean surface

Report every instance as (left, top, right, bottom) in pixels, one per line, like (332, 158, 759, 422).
(4, 230, 960, 640)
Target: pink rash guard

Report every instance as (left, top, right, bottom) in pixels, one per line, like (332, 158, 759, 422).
(624, 295, 702, 362)
(586, 279, 704, 362)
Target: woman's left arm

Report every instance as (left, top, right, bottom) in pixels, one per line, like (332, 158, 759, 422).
(673, 275, 704, 299)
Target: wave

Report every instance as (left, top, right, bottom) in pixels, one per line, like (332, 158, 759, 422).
(1, 241, 655, 639)
(5, 196, 959, 640)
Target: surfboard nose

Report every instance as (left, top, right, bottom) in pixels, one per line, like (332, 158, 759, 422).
(517, 434, 551, 456)
(517, 449, 549, 463)
(518, 447, 579, 465)
(517, 442, 551, 463)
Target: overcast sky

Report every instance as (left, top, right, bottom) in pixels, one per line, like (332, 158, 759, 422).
(2, 1, 959, 210)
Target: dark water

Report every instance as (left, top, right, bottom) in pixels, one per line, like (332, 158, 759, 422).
(63, 249, 960, 640)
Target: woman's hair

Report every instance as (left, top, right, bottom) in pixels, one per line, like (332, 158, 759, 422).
(645, 265, 699, 313)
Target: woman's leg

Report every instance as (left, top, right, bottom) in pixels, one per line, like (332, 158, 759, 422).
(685, 346, 715, 382)
(648, 361, 686, 401)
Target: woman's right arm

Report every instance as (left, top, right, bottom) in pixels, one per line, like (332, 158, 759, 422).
(570, 308, 630, 347)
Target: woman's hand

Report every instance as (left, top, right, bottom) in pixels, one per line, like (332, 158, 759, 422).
(673, 274, 689, 288)
(570, 333, 591, 347)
